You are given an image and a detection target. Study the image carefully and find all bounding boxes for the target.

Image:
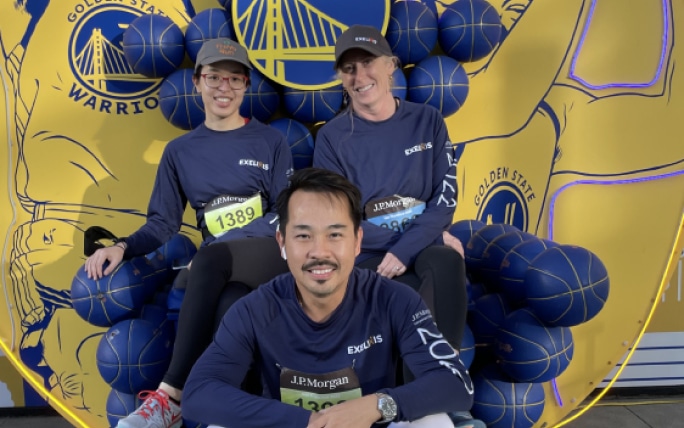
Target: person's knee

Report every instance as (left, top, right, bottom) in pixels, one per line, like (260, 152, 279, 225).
(172, 268, 190, 290)
(214, 282, 252, 329)
(415, 245, 465, 275)
(190, 243, 234, 272)
(419, 245, 464, 262)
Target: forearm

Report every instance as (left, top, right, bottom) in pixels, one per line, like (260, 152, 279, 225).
(182, 306, 313, 427)
(122, 224, 170, 258)
(183, 380, 311, 428)
(308, 395, 381, 428)
(359, 220, 401, 254)
(383, 371, 473, 422)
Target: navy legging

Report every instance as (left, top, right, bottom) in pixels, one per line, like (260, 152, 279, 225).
(357, 245, 468, 350)
(358, 245, 468, 384)
(162, 237, 287, 390)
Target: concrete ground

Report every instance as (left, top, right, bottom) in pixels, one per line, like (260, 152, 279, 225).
(563, 393, 684, 428)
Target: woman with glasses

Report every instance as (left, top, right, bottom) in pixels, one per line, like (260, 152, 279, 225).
(314, 26, 482, 428)
(85, 39, 293, 428)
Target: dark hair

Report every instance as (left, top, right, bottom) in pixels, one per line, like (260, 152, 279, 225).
(277, 168, 362, 237)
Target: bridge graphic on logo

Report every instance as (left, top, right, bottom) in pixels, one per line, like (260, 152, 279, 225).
(236, 0, 352, 88)
(75, 28, 156, 91)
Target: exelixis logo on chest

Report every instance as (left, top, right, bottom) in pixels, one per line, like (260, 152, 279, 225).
(232, 0, 390, 90)
(67, 3, 166, 115)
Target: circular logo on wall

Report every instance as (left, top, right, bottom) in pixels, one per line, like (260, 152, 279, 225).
(68, 4, 162, 113)
(477, 182, 529, 231)
(232, 0, 390, 89)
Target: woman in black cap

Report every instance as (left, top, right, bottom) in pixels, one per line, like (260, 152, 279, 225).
(314, 24, 483, 428)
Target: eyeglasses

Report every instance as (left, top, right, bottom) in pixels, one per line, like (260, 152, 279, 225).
(201, 73, 248, 90)
(339, 57, 379, 75)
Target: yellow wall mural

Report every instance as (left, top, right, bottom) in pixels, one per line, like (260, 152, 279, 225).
(449, 0, 684, 424)
(0, 0, 682, 427)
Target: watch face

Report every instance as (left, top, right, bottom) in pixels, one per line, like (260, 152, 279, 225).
(379, 394, 397, 421)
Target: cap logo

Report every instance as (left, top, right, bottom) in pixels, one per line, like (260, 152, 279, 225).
(355, 36, 377, 45)
(216, 41, 237, 57)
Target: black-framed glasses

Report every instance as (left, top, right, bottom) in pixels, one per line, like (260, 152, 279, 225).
(201, 73, 248, 90)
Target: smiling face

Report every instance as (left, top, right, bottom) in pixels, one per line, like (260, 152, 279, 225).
(193, 60, 248, 128)
(337, 48, 396, 115)
(277, 190, 362, 303)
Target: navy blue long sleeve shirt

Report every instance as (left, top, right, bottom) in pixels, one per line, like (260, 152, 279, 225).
(182, 268, 473, 427)
(123, 120, 292, 257)
(313, 101, 457, 266)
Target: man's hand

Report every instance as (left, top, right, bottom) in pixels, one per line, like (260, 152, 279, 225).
(442, 231, 465, 258)
(306, 395, 381, 428)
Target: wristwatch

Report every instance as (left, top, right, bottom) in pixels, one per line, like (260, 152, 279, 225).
(113, 237, 128, 251)
(375, 393, 397, 423)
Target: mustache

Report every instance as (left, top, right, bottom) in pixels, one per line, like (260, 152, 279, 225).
(302, 260, 339, 271)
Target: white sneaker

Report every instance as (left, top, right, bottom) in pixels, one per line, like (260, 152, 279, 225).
(117, 389, 182, 428)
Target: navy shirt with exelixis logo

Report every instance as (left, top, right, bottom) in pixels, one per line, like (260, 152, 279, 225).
(314, 101, 457, 267)
(182, 268, 474, 428)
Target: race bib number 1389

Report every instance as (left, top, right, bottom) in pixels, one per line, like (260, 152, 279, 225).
(204, 193, 263, 237)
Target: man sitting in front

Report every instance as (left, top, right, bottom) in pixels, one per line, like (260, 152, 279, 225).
(182, 168, 474, 427)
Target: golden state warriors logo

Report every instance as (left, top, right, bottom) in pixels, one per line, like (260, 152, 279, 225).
(475, 167, 535, 231)
(67, 4, 162, 114)
(232, 0, 390, 89)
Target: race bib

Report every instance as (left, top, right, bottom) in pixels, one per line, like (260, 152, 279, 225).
(280, 367, 362, 412)
(365, 195, 426, 233)
(203, 193, 263, 238)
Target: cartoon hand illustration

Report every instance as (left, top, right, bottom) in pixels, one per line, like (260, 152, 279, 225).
(10, 254, 45, 328)
(10, 218, 85, 328)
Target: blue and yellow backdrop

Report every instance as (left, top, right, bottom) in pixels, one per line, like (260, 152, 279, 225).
(0, 0, 682, 427)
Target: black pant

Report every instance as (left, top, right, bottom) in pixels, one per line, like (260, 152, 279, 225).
(357, 245, 468, 350)
(358, 245, 468, 384)
(162, 237, 288, 390)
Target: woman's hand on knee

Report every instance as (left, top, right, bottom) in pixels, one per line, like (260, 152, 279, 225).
(378, 253, 406, 279)
(442, 231, 464, 258)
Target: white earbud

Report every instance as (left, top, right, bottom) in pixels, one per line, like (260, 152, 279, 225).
(281, 247, 287, 260)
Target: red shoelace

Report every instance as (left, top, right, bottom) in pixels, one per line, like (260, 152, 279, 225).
(136, 390, 174, 420)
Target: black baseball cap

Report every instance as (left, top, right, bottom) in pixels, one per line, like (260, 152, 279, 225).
(194, 38, 253, 72)
(334, 25, 393, 69)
